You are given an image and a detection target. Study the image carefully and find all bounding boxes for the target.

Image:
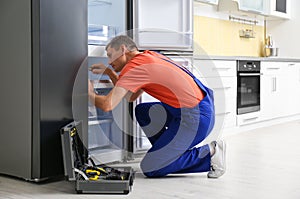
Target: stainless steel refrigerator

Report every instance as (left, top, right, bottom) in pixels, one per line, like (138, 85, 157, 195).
(0, 0, 88, 181)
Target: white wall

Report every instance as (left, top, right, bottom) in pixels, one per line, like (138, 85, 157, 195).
(267, 0, 300, 58)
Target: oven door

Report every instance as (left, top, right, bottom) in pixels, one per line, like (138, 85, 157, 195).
(237, 72, 261, 114)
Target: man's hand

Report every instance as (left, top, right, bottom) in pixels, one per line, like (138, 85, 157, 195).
(89, 63, 118, 85)
(90, 63, 111, 75)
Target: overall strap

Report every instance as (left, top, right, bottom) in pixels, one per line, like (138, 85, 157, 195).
(158, 57, 196, 80)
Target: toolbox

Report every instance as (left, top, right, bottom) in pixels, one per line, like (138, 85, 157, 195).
(61, 121, 134, 194)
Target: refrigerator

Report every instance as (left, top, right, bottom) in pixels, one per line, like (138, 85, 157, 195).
(87, 0, 198, 165)
(85, 0, 194, 162)
(0, 0, 88, 181)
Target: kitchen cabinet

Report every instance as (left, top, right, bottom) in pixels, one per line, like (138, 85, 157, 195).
(217, 0, 291, 19)
(194, 59, 236, 137)
(194, 0, 218, 5)
(260, 62, 287, 120)
(266, 0, 291, 19)
(285, 63, 300, 115)
(261, 61, 300, 121)
(239, 0, 266, 14)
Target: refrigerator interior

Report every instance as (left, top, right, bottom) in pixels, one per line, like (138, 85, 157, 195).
(88, 0, 127, 56)
(88, 57, 130, 164)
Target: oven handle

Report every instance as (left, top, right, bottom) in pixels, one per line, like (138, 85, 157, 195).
(238, 73, 263, 76)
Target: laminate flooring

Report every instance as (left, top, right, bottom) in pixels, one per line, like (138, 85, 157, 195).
(1, 120, 300, 199)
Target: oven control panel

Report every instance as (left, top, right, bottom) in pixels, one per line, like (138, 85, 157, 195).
(237, 60, 260, 72)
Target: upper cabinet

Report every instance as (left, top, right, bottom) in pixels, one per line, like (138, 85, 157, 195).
(217, 0, 291, 19)
(238, 0, 265, 15)
(266, 0, 291, 19)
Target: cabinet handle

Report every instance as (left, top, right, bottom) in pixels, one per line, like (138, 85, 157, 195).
(239, 73, 263, 76)
(243, 117, 259, 122)
(272, 77, 277, 92)
(213, 67, 231, 71)
(213, 87, 232, 90)
(215, 112, 231, 116)
(288, 63, 295, 66)
(267, 67, 280, 70)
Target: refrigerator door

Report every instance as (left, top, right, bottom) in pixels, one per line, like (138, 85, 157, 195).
(0, 0, 88, 180)
(33, 0, 88, 180)
(133, 0, 193, 51)
(0, 0, 32, 179)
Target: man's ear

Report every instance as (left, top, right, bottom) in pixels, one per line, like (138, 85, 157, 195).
(120, 44, 126, 55)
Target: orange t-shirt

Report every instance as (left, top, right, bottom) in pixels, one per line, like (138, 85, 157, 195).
(116, 50, 204, 108)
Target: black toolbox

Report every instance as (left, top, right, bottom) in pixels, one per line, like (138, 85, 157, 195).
(60, 121, 134, 194)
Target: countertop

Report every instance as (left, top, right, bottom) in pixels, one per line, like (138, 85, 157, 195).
(193, 55, 300, 62)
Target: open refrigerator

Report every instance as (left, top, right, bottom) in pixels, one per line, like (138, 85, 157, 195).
(87, 0, 194, 161)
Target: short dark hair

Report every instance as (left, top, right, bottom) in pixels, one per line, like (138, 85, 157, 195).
(106, 35, 138, 51)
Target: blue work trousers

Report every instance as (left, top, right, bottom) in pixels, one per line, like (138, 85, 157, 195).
(135, 92, 215, 177)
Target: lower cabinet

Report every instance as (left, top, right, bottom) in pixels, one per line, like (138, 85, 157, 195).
(286, 62, 300, 115)
(260, 62, 285, 120)
(194, 59, 300, 135)
(260, 61, 300, 121)
(194, 59, 236, 137)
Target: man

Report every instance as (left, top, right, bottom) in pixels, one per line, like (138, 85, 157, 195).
(89, 35, 226, 178)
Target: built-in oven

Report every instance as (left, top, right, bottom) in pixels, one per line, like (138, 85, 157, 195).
(237, 60, 262, 115)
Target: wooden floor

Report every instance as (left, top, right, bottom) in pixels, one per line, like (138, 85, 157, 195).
(1, 120, 300, 199)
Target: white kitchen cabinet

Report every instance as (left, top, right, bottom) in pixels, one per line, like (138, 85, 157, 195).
(194, 0, 218, 5)
(239, 0, 266, 14)
(260, 62, 287, 120)
(194, 59, 236, 136)
(193, 59, 236, 78)
(266, 0, 291, 19)
(285, 62, 300, 115)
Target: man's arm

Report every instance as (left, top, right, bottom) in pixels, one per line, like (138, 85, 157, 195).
(125, 89, 144, 102)
(90, 63, 119, 85)
(89, 81, 128, 112)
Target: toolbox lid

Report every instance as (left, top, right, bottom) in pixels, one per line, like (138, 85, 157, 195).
(61, 121, 88, 181)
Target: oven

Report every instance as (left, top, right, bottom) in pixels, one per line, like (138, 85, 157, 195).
(237, 60, 262, 115)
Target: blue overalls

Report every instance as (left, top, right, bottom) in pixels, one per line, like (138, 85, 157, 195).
(135, 56, 215, 177)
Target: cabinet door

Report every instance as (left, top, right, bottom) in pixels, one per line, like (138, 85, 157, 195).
(268, 0, 291, 19)
(198, 76, 236, 139)
(260, 62, 285, 120)
(286, 63, 300, 115)
(239, 0, 265, 14)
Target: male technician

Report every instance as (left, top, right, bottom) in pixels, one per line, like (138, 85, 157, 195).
(88, 35, 226, 178)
